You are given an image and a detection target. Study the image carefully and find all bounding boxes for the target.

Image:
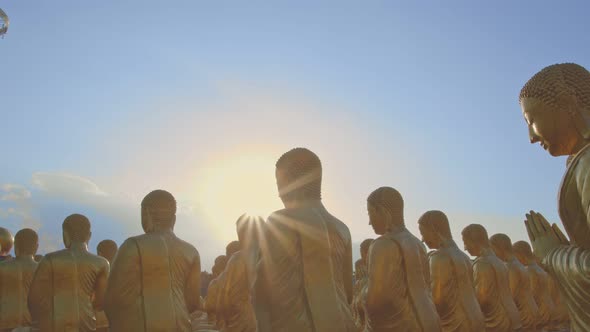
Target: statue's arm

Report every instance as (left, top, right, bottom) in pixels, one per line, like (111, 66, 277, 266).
(365, 239, 396, 314)
(473, 261, 493, 307)
(219, 256, 240, 312)
(185, 251, 201, 313)
(28, 256, 51, 319)
(429, 253, 449, 308)
(93, 260, 110, 311)
(344, 234, 354, 304)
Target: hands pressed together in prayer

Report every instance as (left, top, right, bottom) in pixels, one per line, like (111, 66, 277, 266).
(524, 211, 569, 260)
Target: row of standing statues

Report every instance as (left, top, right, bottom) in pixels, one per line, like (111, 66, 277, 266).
(0, 62, 589, 332)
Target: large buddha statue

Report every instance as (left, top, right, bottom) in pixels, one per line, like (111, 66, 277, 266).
(217, 215, 262, 332)
(489, 234, 539, 332)
(363, 187, 441, 332)
(352, 238, 373, 331)
(204, 254, 228, 328)
(418, 210, 485, 332)
(255, 148, 356, 332)
(519, 63, 590, 331)
(95, 239, 118, 332)
(0, 227, 14, 262)
(461, 224, 521, 332)
(0, 228, 39, 331)
(104, 190, 201, 332)
(28, 214, 110, 332)
(512, 241, 557, 330)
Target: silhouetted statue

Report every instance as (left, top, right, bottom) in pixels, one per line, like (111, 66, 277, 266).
(0, 228, 38, 331)
(490, 233, 539, 332)
(256, 148, 356, 332)
(29, 214, 109, 332)
(96, 239, 117, 332)
(461, 224, 521, 332)
(104, 190, 201, 332)
(0, 227, 14, 262)
(519, 63, 590, 331)
(352, 238, 373, 331)
(218, 215, 262, 332)
(205, 255, 228, 329)
(418, 210, 485, 332)
(513, 241, 557, 330)
(363, 187, 441, 332)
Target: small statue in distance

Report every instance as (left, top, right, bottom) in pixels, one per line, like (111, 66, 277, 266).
(95, 239, 118, 332)
(0, 227, 14, 262)
(352, 238, 373, 331)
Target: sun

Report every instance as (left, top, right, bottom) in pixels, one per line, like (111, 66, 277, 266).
(195, 152, 283, 239)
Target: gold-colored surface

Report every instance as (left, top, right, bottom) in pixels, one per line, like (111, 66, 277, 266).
(364, 187, 441, 331)
(28, 214, 110, 332)
(0, 229, 38, 331)
(513, 241, 557, 330)
(352, 239, 372, 331)
(204, 255, 228, 329)
(520, 63, 590, 332)
(419, 211, 485, 332)
(490, 234, 539, 332)
(255, 148, 356, 332)
(104, 190, 201, 332)
(95, 239, 118, 331)
(0, 227, 14, 262)
(217, 216, 260, 332)
(462, 224, 521, 332)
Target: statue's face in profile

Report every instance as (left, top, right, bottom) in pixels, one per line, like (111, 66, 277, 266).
(462, 234, 478, 256)
(418, 223, 440, 250)
(521, 97, 579, 156)
(367, 204, 387, 235)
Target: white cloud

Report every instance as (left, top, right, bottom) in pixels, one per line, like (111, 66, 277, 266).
(1, 184, 32, 201)
(32, 172, 107, 197)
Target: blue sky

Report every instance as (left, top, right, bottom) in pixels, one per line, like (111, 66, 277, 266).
(1, 1, 589, 268)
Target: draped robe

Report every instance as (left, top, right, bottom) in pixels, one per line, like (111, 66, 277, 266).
(525, 262, 556, 329)
(256, 201, 356, 332)
(543, 142, 590, 332)
(0, 257, 37, 331)
(472, 249, 522, 332)
(429, 240, 485, 332)
(28, 247, 109, 332)
(218, 250, 257, 332)
(504, 257, 539, 332)
(353, 259, 369, 330)
(104, 231, 201, 332)
(364, 226, 441, 332)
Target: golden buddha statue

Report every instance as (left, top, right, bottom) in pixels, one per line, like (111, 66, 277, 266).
(418, 210, 485, 332)
(513, 241, 557, 330)
(363, 187, 441, 332)
(95, 239, 117, 332)
(548, 273, 570, 331)
(104, 190, 201, 332)
(255, 148, 356, 332)
(519, 63, 590, 331)
(461, 224, 521, 332)
(0, 228, 38, 332)
(28, 214, 110, 332)
(217, 215, 262, 332)
(204, 254, 228, 328)
(489, 234, 539, 332)
(352, 238, 373, 331)
(0, 227, 14, 262)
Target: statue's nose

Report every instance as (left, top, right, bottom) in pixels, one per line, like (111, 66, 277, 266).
(528, 126, 540, 144)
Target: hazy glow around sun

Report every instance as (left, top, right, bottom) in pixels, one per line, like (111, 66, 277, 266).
(194, 151, 283, 241)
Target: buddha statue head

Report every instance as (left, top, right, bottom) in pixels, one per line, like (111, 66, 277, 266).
(236, 214, 263, 248)
(461, 224, 490, 257)
(97, 239, 118, 263)
(212, 255, 228, 277)
(513, 241, 534, 265)
(0, 227, 14, 256)
(367, 187, 404, 235)
(62, 214, 92, 248)
(418, 210, 452, 250)
(360, 238, 373, 261)
(226, 240, 240, 257)
(14, 228, 38, 258)
(489, 233, 515, 262)
(275, 148, 322, 206)
(519, 63, 590, 156)
(141, 190, 176, 233)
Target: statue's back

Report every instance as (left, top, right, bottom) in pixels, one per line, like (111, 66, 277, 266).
(0, 258, 37, 330)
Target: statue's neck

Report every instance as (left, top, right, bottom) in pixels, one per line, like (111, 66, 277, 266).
(283, 199, 322, 209)
(69, 242, 88, 251)
(479, 247, 494, 257)
(15, 255, 35, 262)
(386, 224, 406, 234)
